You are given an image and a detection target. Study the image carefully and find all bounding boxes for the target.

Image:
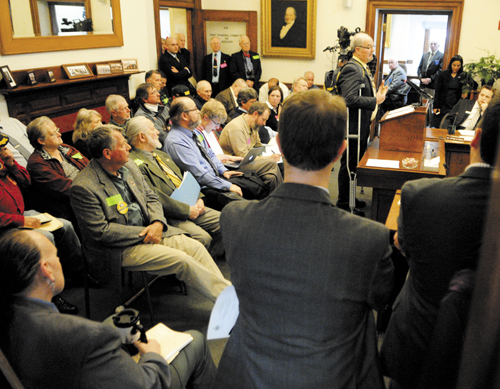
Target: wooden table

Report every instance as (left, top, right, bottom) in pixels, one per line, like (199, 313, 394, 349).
(357, 137, 446, 223)
(425, 128, 472, 177)
(385, 190, 401, 232)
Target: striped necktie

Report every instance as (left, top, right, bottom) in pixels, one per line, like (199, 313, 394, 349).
(152, 152, 182, 188)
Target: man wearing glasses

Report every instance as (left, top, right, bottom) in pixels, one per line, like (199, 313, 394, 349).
(134, 83, 170, 145)
(336, 32, 387, 216)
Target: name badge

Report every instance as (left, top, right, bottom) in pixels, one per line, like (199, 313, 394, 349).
(252, 55, 260, 60)
(134, 158, 144, 166)
(434, 60, 440, 65)
(221, 63, 227, 69)
(106, 193, 124, 207)
(72, 152, 83, 160)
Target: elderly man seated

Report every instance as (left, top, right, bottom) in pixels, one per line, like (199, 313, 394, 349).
(106, 94, 132, 129)
(134, 83, 170, 145)
(194, 80, 212, 111)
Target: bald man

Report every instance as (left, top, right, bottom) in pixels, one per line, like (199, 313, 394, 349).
(230, 36, 262, 90)
(194, 80, 212, 110)
(158, 36, 193, 94)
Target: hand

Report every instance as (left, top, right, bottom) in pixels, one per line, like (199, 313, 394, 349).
(461, 93, 468, 99)
(139, 221, 164, 244)
(135, 339, 161, 356)
(171, 66, 179, 73)
(196, 199, 206, 215)
(246, 80, 254, 88)
(0, 147, 15, 167)
(229, 184, 243, 197)
(217, 154, 230, 163)
(421, 78, 431, 85)
(23, 216, 42, 229)
(433, 108, 441, 115)
(376, 80, 387, 105)
(223, 170, 244, 179)
(479, 100, 488, 113)
(267, 153, 281, 163)
(189, 206, 200, 220)
(228, 156, 243, 162)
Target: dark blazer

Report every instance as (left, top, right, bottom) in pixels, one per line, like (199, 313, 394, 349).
(158, 51, 193, 94)
(381, 166, 492, 388)
(229, 50, 262, 85)
(201, 52, 232, 91)
(178, 47, 190, 66)
(70, 159, 184, 285)
(5, 296, 171, 389)
(215, 183, 394, 388)
(441, 99, 476, 129)
(417, 50, 444, 89)
(433, 70, 463, 111)
(272, 21, 307, 48)
(215, 87, 238, 119)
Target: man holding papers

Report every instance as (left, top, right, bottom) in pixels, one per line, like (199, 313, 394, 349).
(215, 90, 394, 388)
(126, 116, 221, 253)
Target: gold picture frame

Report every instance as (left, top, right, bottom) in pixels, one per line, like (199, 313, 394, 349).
(261, 0, 316, 59)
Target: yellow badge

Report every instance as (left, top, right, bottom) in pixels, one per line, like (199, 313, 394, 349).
(117, 201, 128, 214)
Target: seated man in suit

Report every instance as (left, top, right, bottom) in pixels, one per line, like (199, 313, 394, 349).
(165, 97, 244, 210)
(215, 78, 247, 120)
(0, 116, 34, 167)
(134, 83, 170, 145)
(106, 94, 132, 130)
(69, 124, 230, 302)
(202, 37, 232, 97)
(194, 81, 212, 111)
(219, 102, 283, 192)
(126, 116, 222, 254)
(258, 77, 290, 103)
(380, 58, 408, 114)
(441, 85, 494, 131)
(214, 90, 394, 388)
(230, 36, 262, 89)
(159, 36, 193, 95)
(380, 94, 500, 388)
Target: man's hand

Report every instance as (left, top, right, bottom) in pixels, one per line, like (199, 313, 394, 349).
(135, 339, 161, 356)
(0, 147, 15, 167)
(246, 80, 254, 88)
(266, 153, 281, 163)
(23, 216, 42, 229)
(223, 171, 243, 179)
(228, 156, 243, 162)
(229, 184, 243, 197)
(479, 100, 489, 113)
(189, 206, 200, 220)
(196, 199, 206, 215)
(421, 78, 431, 85)
(139, 221, 164, 244)
(376, 80, 388, 105)
(171, 66, 179, 73)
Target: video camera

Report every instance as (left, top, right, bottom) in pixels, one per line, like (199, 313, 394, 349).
(323, 26, 361, 62)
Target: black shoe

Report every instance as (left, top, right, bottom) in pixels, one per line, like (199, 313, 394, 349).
(52, 295, 79, 315)
(355, 198, 366, 208)
(336, 202, 365, 217)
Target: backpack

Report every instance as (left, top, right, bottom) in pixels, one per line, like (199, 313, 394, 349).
(325, 60, 366, 96)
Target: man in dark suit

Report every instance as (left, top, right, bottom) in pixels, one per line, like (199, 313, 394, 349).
(229, 36, 262, 90)
(380, 95, 500, 389)
(441, 85, 494, 131)
(215, 78, 247, 119)
(69, 124, 230, 301)
(417, 40, 444, 96)
(201, 37, 232, 97)
(336, 32, 387, 215)
(158, 37, 193, 95)
(214, 90, 394, 389)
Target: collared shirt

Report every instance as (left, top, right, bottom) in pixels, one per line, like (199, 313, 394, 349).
(465, 162, 491, 171)
(219, 114, 262, 157)
(459, 102, 481, 129)
(165, 125, 231, 191)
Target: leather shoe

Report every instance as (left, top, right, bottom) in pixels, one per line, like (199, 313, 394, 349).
(52, 295, 79, 315)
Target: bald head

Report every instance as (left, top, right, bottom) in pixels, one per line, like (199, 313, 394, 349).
(165, 37, 179, 54)
(196, 80, 212, 102)
(239, 36, 251, 53)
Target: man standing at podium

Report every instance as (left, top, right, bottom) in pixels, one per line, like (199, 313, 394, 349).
(336, 32, 387, 215)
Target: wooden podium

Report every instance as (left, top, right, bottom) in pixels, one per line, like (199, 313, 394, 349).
(379, 103, 428, 152)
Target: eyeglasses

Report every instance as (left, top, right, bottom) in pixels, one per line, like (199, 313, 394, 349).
(46, 128, 61, 138)
(184, 108, 199, 113)
(358, 46, 373, 51)
(211, 119, 221, 127)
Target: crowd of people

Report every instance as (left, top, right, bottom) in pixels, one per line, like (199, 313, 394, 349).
(0, 31, 498, 388)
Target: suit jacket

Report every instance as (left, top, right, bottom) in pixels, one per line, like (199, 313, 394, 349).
(215, 183, 393, 388)
(381, 166, 492, 388)
(201, 52, 232, 91)
(70, 159, 184, 285)
(272, 21, 307, 48)
(229, 50, 262, 85)
(158, 51, 192, 94)
(215, 87, 238, 119)
(5, 296, 171, 389)
(441, 99, 476, 129)
(417, 50, 444, 89)
(385, 65, 407, 97)
(337, 58, 376, 140)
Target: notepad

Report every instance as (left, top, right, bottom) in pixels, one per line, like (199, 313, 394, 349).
(146, 323, 193, 364)
(170, 172, 200, 206)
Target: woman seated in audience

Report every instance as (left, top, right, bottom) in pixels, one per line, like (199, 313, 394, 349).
(26, 116, 89, 225)
(197, 99, 242, 165)
(0, 229, 216, 389)
(432, 55, 466, 128)
(264, 85, 283, 138)
(72, 108, 103, 158)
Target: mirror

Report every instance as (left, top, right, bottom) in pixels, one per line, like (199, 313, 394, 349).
(0, 0, 122, 55)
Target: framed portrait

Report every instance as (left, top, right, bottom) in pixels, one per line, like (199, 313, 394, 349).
(0, 65, 17, 89)
(121, 59, 138, 72)
(27, 70, 37, 86)
(47, 70, 56, 83)
(109, 62, 123, 74)
(96, 64, 112, 75)
(63, 64, 94, 80)
(261, 0, 316, 59)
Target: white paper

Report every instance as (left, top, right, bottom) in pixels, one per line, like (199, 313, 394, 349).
(366, 159, 400, 168)
(207, 285, 239, 340)
(262, 144, 283, 163)
(458, 130, 475, 137)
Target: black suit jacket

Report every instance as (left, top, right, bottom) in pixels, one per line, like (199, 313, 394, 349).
(417, 50, 444, 89)
(441, 99, 476, 129)
(230, 50, 262, 85)
(201, 52, 232, 91)
(272, 21, 307, 48)
(158, 51, 192, 94)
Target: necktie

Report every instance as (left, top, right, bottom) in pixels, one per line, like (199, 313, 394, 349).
(244, 53, 250, 58)
(213, 55, 218, 77)
(426, 52, 435, 71)
(192, 133, 220, 176)
(464, 107, 481, 132)
(152, 153, 182, 188)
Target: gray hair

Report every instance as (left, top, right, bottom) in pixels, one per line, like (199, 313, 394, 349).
(105, 94, 127, 114)
(125, 116, 152, 147)
(26, 116, 54, 150)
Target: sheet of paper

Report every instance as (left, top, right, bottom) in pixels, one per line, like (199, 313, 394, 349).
(262, 144, 283, 163)
(366, 159, 400, 169)
(146, 323, 193, 364)
(458, 130, 475, 137)
(207, 285, 239, 340)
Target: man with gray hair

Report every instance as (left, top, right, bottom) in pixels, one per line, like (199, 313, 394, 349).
(194, 80, 212, 111)
(219, 102, 283, 192)
(70, 124, 230, 301)
(288, 77, 309, 96)
(202, 36, 232, 96)
(304, 71, 319, 89)
(126, 116, 222, 254)
(215, 78, 247, 119)
(105, 94, 131, 129)
(230, 36, 262, 89)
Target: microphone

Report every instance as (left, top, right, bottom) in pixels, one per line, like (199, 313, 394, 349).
(323, 46, 333, 52)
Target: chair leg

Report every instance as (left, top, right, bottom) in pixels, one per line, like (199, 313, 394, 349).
(141, 272, 155, 325)
(81, 251, 91, 319)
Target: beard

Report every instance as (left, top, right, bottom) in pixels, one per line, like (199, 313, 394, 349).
(188, 117, 201, 130)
